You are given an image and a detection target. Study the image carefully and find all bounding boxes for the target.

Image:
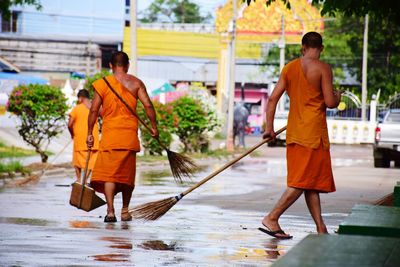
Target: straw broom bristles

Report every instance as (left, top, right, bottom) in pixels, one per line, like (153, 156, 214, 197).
(166, 149, 197, 183)
(130, 126, 287, 221)
(129, 194, 183, 220)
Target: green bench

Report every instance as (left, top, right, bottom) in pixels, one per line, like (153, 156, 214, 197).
(338, 204, 400, 238)
(272, 234, 400, 267)
(394, 181, 400, 207)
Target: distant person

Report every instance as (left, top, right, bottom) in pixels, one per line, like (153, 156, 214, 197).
(260, 32, 342, 238)
(87, 51, 159, 223)
(233, 102, 249, 147)
(68, 89, 99, 182)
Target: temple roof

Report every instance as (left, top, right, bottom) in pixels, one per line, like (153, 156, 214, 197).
(216, 0, 324, 44)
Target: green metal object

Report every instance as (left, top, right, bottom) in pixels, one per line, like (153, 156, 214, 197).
(338, 204, 400, 237)
(394, 182, 400, 207)
(272, 234, 400, 267)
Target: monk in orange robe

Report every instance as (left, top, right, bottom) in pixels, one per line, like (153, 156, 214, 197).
(68, 89, 99, 181)
(87, 51, 159, 223)
(260, 32, 341, 238)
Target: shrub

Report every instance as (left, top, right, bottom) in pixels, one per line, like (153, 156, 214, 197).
(137, 101, 173, 155)
(171, 96, 214, 152)
(7, 84, 68, 163)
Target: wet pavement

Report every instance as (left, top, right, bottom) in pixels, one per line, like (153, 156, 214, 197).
(1, 144, 399, 266)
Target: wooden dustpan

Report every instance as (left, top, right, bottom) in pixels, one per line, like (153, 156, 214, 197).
(69, 150, 106, 212)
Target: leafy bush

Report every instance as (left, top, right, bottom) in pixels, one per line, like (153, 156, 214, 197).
(137, 101, 173, 155)
(7, 84, 68, 163)
(171, 96, 215, 153)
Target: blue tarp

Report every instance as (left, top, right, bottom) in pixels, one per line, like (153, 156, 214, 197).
(0, 72, 48, 85)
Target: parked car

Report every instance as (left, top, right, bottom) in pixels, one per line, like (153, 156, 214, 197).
(373, 109, 400, 167)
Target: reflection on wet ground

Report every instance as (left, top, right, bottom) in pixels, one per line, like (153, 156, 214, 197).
(139, 240, 179, 251)
(1, 146, 385, 266)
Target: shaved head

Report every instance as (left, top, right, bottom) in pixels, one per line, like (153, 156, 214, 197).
(110, 51, 129, 67)
(302, 32, 323, 48)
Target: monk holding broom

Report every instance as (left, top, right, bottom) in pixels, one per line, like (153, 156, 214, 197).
(260, 32, 341, 238)
(68, 89, 99, 182)
(87, 51, 159, 223)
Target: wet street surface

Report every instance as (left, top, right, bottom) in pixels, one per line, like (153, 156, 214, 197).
(0, 144, 399, 266)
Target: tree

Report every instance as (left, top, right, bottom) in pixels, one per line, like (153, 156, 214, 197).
(7, 84, 69, 163)
(249, 0, 400, 101)
(140, 0, 211, 23)
(0, 0, 41, 20)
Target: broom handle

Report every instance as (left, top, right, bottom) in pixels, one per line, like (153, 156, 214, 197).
(181, 126, 287, 197)
(40, 139, 72, 176)
(102, 77, 167, 150)
(78, 149, 91, 208)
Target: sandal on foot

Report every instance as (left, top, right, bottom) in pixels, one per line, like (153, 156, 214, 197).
(258, 226, 293, 239)
(121, 207, 132, 222)
(104, 215, 117, 223)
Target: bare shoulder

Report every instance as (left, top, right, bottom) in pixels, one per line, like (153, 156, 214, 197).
(316, 60, 332, 74)
(125, 74, 144, 91)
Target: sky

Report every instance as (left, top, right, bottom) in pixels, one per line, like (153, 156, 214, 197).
(137, 0, 227, 19)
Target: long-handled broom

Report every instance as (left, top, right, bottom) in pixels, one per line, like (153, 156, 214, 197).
(8, 139, 72, 187)
(129, 126, 287, 220)
(102, 77, 197, 183)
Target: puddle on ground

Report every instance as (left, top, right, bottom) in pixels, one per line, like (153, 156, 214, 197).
(0, 217, 52, 226)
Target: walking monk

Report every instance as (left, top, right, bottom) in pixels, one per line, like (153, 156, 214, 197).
(87, 51, 159, 223)
(68, 89, 99, 181)
(260, 32, 341, 238)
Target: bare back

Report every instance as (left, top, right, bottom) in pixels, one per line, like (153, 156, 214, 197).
(300, 58, 337, 108)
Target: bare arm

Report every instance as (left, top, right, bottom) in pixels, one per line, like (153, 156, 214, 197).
(321, 64, 341, 108)
(137, 81, 159, 138)
(264, 74, 286, 139)
(68, 115, 75, 138)
(87, 91, 102, 148)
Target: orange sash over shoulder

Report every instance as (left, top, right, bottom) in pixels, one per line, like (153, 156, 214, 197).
(92, 75, 140, 152)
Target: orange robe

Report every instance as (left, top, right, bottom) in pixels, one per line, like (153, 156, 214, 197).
(282, 58, 335, 193)
(69, 103, 99, 170)
(90, 75, 140, 193)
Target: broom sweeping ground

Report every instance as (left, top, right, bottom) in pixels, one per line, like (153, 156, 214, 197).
(129, 126, 287, 221)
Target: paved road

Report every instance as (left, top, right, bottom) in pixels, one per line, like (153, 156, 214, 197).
(0, 144, 399, 266)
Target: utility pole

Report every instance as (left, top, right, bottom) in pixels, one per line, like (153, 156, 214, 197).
(130, 0, 137, 76)
(226, 0, 237, 152)
(277, 15, 285, 112)
(361, 14, 369, 121)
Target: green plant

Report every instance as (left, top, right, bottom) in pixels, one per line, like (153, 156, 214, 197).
(0, 160, 27, 174)
(7, 84, 68, 163)
(0, 141, 36, 158)
(171, 96, 217, 152)
(137, 101, 173, 155)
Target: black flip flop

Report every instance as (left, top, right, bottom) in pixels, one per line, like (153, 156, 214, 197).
(258, 227, 293, 239)
(104, 215, 117, 223)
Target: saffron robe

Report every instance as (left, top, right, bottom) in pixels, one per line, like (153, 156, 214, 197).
(90, 75, 140, 193)
(69, 103, 99, 170)
(282, 58, 335, 193)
